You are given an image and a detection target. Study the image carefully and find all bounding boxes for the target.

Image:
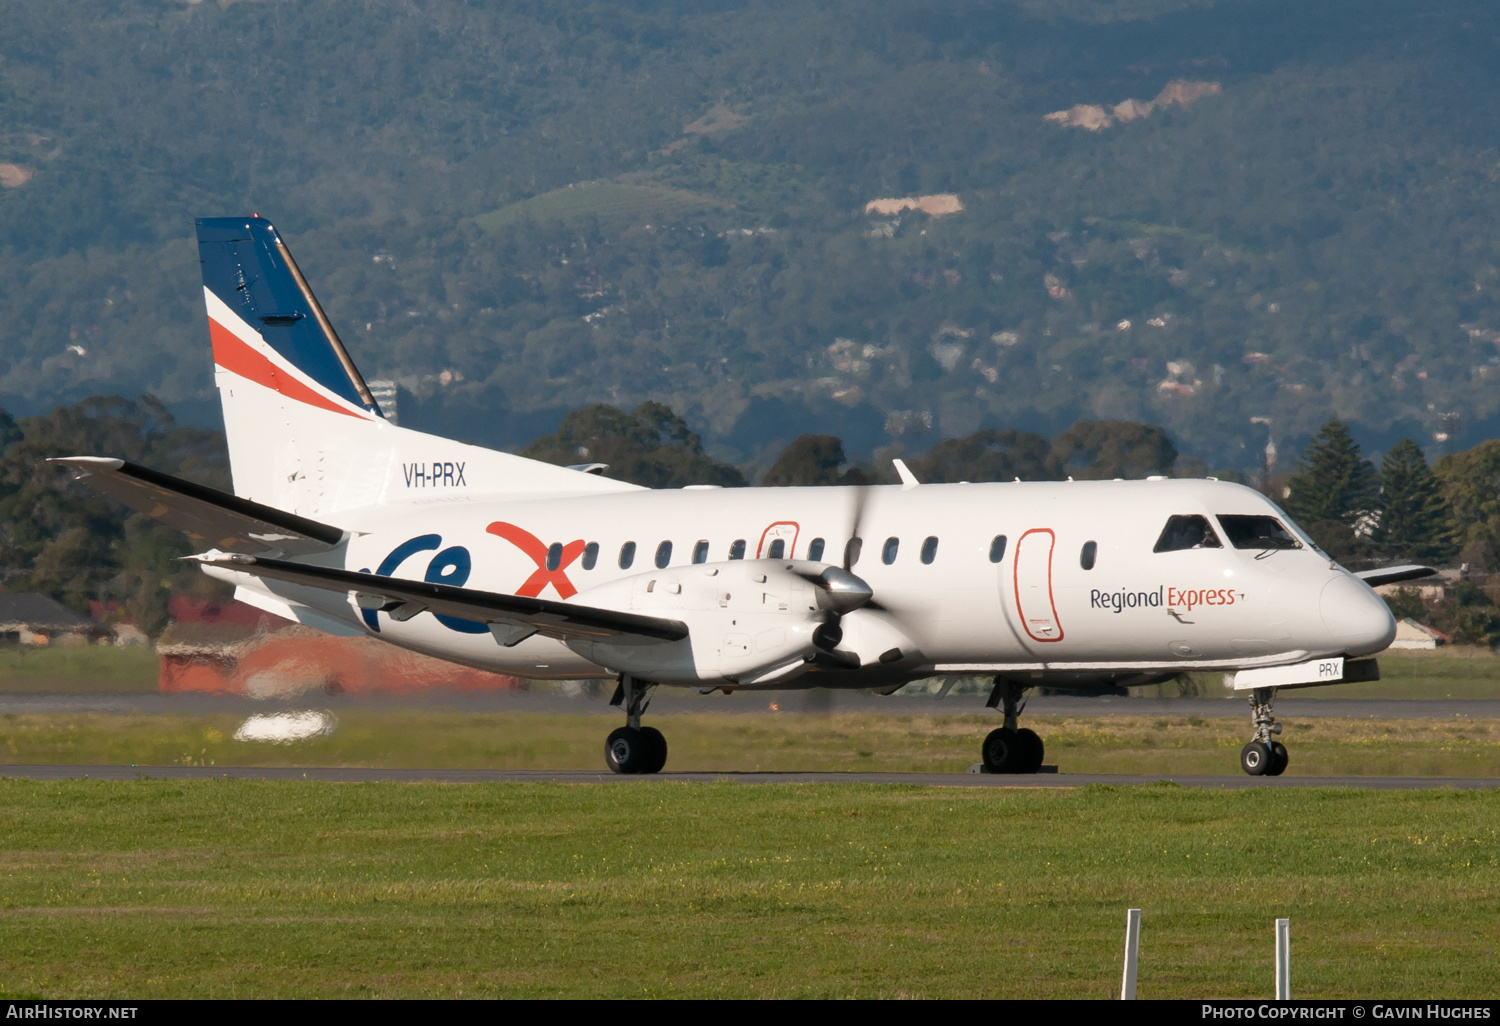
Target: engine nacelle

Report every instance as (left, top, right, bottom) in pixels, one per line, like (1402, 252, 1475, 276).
(822, 606, 921, 670)
(564, 559, 862, 685)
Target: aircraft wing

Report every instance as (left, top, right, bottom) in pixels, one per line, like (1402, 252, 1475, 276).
(1354, 564, 1437, 588)
(193, 552, 689, 647)
(51, 457, 346, 556)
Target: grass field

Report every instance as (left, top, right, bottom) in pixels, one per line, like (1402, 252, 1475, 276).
(0, 780, 1494, 998)
(474, 182, 725, 230)
(0, 647, 157, 694)
(1, 709, 1497, 777)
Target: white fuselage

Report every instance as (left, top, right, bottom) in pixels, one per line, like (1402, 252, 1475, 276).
(216, 477, 1397, 688)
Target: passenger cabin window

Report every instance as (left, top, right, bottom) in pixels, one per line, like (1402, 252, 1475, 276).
(1153, 514, 1223, 553)
(655, 541, 673, 568)
(582, 542, 599, 570)
(1080, 540, 1098, 570)
(692, 540, 709, 564)
(920, 536, 939, 564)
(807, 538, 826, 562)
(619, 541, 636, 569)
(545, 542, 563, 571)
(729, 539, 746, 560)
(845, 538, 863, 566)
(1217, 515, 1301, 550)
(882, 537, 900, 565)
(989, 535, 1008, 563)
(767, 539, 786, 559)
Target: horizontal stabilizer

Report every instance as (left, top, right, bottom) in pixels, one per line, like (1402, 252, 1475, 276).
(1354, 564, 1437, 588)
(193, 552, 689, 646)
(51, 457, 346, 556)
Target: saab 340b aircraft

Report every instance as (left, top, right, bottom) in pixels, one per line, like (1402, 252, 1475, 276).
(56, 216, 1433, 776)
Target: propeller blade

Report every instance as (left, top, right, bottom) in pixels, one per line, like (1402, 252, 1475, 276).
(843, 484, 868, 570)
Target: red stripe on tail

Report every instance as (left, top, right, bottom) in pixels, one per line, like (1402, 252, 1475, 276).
(208, 318, 365, 419)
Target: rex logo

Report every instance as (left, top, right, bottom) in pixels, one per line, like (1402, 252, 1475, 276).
(360, 522, 585, 633)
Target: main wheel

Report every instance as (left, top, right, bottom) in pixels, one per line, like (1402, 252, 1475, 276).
(1017, 728, 1045, 774)
(1267, 741, 1288, 777)
(606, 726, 650, 774)
(639, 726, 668, 774)
(982, 727, 1023, 773)
(1240, 740, 1273, 776)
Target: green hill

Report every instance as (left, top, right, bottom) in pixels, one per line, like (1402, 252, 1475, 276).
(2, 0, 1499, 467)
(475, 182, 725, 231)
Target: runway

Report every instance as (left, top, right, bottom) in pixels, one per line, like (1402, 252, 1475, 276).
(2, 764, 1496, 789)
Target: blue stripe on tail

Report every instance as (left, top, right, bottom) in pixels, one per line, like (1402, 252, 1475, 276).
(196, 215, 382, 416)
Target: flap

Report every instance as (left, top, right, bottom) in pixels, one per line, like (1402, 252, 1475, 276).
(52, 457, 346, 556)
(194, 552, 688, 646)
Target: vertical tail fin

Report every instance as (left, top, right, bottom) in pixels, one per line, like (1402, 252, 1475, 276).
(197, 215, 383, 420)
(196, 215, 640, 516)
(197, 215, 386, 510)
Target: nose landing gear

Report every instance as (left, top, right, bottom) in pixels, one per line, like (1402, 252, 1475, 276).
(1241, 686, 1288, 776)
(981, 677, 1045, 774)
(605, 674, 667, 774)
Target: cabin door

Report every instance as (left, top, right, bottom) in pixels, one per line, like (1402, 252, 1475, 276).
(1012, 528, 1064, 645)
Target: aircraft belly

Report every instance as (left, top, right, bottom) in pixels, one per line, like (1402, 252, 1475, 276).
(360, 616, 604, 679)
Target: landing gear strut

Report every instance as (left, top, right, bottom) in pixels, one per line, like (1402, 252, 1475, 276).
(605, 674, 667, 774)
(1240, 686, 1288, 777)
(981, 676, 1045, 774)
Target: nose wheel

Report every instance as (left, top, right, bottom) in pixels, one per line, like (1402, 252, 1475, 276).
(981, 677, 1045, 773)
(1242, 688, 1288, 776)
(606, 675, 667, 774)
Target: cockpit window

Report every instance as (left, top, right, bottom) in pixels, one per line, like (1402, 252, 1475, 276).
(1216, 514, 1302, 550)
(1153, 515, 1223, 553)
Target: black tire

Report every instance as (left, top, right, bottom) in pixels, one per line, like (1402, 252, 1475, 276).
(1240, 740, 1273, 776)
(606, 726, 649, 774)
(982, 727, 1023, 773)
(639, 726, 668, 774)
(1268, 741, 1288, 777)
(1017, 728, 1045, 774)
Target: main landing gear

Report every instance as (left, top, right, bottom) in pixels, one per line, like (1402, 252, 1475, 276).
(1240, 686, 1288, 777)
(981, 676, 1045, 774)
(605, 674, 667, 774)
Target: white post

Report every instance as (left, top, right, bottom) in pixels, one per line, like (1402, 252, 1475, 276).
(1275, 918, 1290, 1000)
(1121, 908, 1142, 1000)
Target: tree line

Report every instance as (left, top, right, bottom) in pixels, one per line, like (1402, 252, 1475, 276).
(6, 396, 1500, 637)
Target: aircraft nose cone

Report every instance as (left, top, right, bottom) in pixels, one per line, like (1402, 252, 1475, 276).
(1320, 575, 1396, 656)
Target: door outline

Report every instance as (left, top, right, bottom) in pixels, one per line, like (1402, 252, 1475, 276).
(1013, 527, 1064, 643)
(757, 521, 800, 559)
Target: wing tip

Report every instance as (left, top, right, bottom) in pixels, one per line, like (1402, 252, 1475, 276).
(48, 456, 126, 471)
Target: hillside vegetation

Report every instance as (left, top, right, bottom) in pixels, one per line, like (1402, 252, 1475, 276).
(3, 0, 1500, 469)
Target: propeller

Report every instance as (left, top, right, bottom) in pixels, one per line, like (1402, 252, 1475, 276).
(809, 483, 875, 661)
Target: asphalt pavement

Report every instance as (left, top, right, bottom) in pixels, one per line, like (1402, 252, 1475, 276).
(3, 690, 1499, 720)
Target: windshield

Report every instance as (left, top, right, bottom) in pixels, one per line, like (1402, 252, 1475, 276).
(1153, 514, 1223, 553)
(1216, 514, 1301, 551)
(1266, 501, 1331, 559)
